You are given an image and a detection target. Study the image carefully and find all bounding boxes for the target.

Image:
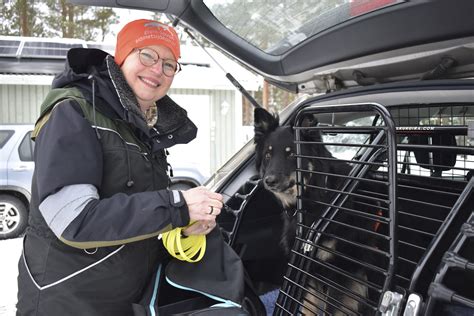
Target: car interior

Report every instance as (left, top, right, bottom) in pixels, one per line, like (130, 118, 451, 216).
(214, 86, 474, 315)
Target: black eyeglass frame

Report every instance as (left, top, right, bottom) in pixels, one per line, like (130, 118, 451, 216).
(135, 47, 182, 77)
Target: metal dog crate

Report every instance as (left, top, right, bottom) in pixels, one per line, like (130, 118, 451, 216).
(274, 103, 474, 315)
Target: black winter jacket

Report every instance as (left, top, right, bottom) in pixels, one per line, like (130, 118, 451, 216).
(17, 48, 198, 315)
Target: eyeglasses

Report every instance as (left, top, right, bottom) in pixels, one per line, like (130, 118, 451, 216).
(136, 48, 181, 77)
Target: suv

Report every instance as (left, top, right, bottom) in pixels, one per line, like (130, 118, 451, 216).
(0, 124, 208, 239)
(52, 0, 474, 314)
(0, 124, 34, 240)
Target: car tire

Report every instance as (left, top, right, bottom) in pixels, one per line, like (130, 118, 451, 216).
(0, 195, 28, 240)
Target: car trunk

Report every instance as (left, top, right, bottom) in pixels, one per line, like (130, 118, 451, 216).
(217, 84, 474, 315)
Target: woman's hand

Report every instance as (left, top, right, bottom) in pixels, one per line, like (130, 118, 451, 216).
(182, 220, 216, 236)
(181, 186, 223, 236)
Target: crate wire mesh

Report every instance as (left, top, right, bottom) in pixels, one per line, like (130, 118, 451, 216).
(274, 103, 474, 315)
(393, 105, 474, 314)
(275, 103, 398, 315)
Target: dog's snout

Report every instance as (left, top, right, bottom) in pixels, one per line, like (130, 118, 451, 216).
(264, 175, 277, 187)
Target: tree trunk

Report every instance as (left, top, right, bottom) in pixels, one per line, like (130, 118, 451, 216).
(262, 79, 269, 110)
(60, 0, 67, 36)
(68, 3, 75, 37)
(18, 0, 30, 36)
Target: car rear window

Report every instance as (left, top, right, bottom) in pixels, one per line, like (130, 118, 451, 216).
(204, 0, 404, 55)
(18, 131, 34, 161)
(0, 130, 14, 148)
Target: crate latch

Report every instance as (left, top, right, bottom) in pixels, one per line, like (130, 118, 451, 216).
(379, 291, 404, 316)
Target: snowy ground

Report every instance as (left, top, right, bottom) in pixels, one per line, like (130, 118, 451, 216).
(0, 238, 22, 316)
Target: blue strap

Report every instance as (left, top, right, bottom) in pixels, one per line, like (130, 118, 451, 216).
(149, 264, 162, 316)
(165, 276, 241, 308)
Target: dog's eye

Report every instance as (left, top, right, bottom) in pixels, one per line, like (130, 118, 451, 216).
(265, 152, 271, 160)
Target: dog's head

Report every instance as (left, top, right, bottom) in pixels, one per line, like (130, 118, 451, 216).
(254, 108, 305, 208)
(255, 113, 296, 207)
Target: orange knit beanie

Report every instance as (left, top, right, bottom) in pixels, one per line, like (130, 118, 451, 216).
(114, 19, 180, 66)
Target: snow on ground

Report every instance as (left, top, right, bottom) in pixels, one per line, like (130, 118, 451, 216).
(0, 238, 22, 316)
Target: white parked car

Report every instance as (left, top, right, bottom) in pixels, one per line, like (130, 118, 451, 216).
(0, 125, 34, 239)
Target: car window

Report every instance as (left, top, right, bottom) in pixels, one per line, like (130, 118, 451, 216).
(18, 131, 34, 161)
(204, 0, 404, 55)
(0, 130, 14, 148)
(322, 115, 376, 160)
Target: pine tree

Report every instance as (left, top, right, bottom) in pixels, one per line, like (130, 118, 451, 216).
(0, 0, 44, 36)
(0, 0, 118, 41)
(94, 7, 119, 42)
(43, 0, 117, 41)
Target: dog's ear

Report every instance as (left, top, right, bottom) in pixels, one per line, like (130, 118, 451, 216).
(299, 114, 336, 159)
(300, 114, 322, 142)
(254, 107, 279, 144)
(254, 107, 279, 172)
(301, 114, 319, 127)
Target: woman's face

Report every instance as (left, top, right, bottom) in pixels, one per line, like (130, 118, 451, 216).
(120, 44, 176, 112)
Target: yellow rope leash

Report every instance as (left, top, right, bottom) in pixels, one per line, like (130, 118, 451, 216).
(161, 224, 206, 263)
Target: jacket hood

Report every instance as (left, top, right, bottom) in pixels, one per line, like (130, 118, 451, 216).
(52, 48, 147, 127)
(51, 48, 197, 151)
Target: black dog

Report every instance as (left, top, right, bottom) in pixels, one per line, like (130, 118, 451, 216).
(254, 107, 352, 253)
(254, 107, 380, 315)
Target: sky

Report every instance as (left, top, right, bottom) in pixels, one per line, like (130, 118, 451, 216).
(104, 8, 156, 43)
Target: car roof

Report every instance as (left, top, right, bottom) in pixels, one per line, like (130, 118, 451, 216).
(0, 124, 34, 129)
(70, 0, 474, 92)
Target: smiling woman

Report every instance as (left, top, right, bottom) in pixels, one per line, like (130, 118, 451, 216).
(15, 19, 233, 316)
